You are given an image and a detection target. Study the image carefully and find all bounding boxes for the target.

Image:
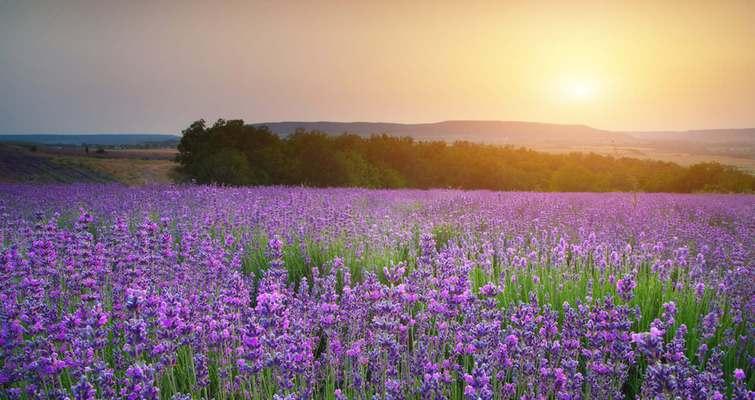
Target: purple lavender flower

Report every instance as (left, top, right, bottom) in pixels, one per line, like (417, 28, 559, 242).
(616, 273, 636, 302)
(0, 185, 751, 399)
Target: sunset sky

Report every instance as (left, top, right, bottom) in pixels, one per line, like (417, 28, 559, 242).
(1, 0, 754, 134)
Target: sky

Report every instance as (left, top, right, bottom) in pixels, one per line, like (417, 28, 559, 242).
(1, 0, 754, 134)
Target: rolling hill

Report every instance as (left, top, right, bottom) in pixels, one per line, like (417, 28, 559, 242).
(251, 120, 635, 146)
(624, 128, 755, 144)
(249, 120, 755, 172)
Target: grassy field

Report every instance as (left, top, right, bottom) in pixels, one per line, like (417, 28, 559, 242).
(66, 157, 180, 185)
(0, 144, 114, 183)
(0, 144, 181, 185)
(40, 147, 178, 160)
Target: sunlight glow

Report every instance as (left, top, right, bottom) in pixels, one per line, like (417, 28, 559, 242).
(560, 78, 600, 103)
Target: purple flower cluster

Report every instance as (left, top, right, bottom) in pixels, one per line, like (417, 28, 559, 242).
(0, 185, 752, 399)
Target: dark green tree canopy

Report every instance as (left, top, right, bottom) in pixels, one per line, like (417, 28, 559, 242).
(176, 119, 754, 192)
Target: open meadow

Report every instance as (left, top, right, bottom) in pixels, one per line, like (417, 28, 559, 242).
(0, 144, 180, 186)
(0, 185, 752, 399)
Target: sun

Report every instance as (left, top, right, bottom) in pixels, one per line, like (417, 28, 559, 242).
(559, 78, 600, 103)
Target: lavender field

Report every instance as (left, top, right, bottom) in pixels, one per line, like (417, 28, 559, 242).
(0, 185, 752, 399)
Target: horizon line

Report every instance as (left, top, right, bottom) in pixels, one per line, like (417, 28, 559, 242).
(2, 119, 755, 136)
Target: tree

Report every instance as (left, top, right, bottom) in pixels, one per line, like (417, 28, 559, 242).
(549, 163, 597, 192)
(174, 119, 755, 193)
(193, 148, 252, 186)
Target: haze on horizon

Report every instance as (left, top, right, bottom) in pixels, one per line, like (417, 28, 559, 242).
(1, 0, 754, 134)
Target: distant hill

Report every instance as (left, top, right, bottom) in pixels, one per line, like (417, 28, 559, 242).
(248, 120, 754, 172)
(0, 134, 180, 146)
(251, 120, 755, 146)
(623, 129, 755, 144)
(251, 120, 635, 146)
(6, 124, 753, 148)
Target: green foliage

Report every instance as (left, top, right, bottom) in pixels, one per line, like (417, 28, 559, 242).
(176, 119, 755, 192)
(432, 224, 459, 250)
(193, 148, 253, 185)
(549, 162, 596, 191)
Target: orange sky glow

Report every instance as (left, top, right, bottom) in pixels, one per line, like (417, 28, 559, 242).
(1, 0, 754, 133)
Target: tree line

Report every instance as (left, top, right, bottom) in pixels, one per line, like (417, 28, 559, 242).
(176, 119, 754, 192)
